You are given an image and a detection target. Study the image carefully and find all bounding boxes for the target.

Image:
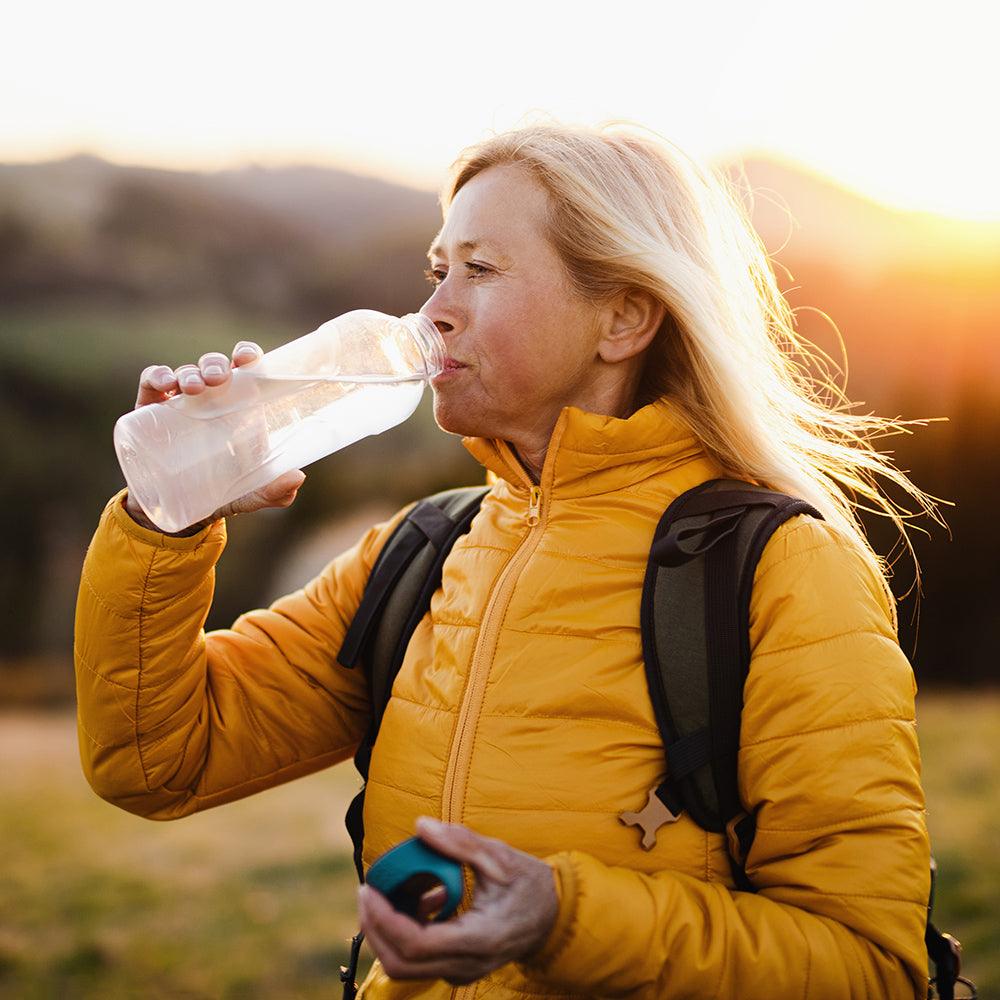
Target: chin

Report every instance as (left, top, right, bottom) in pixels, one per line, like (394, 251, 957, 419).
(432, 393, 490, 440)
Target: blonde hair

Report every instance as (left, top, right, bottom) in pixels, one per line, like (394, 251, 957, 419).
(444, 123, 949, 628)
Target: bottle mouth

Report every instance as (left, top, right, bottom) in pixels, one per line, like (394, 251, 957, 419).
(400, 313, 446, 377)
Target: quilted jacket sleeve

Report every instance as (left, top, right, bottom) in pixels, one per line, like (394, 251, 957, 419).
(74, 488, 410, 821)
(520, 516, 930, 999)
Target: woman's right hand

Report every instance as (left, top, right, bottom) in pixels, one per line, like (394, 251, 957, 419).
(123, 341, 306, 536)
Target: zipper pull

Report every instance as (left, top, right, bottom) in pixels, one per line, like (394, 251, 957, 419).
(527, 485, 542, 527)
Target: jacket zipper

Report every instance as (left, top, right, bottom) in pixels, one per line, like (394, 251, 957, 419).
(441, 483, 547, 824)
(442, 474, 549, 1000)
(527, 485, 541, 526)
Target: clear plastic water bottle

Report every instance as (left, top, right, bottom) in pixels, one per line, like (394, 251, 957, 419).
(114, 309, 445, 533)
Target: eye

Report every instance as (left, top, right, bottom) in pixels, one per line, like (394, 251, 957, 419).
(424, 262, 491, 287)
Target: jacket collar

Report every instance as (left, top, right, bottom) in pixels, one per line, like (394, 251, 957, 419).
(461, 397, 707, 499)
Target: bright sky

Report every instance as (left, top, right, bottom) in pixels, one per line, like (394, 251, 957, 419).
(4, 0, 999, 219)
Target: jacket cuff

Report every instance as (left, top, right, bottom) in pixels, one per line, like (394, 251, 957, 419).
(107, 488, 224, 550)
(518, 853, 580, 972)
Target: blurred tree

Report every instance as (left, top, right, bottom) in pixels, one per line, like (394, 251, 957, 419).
(0, 153, 997, 697)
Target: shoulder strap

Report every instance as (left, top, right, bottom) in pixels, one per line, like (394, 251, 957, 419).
(337, 484, 490, 878)
(641, 478, 822, 878)
(644, 479, 974, 996)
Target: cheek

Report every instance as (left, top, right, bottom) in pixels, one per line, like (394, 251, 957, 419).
(475, 338, 543, 400)
(468, 280, 592, 396)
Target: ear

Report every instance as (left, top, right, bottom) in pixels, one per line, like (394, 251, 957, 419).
(597, 289, 667, 364)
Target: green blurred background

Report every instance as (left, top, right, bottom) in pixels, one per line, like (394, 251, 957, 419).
(2, 2, 999, 994)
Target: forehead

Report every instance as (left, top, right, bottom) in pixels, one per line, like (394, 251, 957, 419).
(428, 164, 552, 259)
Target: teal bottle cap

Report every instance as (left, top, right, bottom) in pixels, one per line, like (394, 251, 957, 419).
(365, 836, 464, 922)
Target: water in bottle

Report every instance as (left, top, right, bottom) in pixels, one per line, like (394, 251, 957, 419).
(114, 310, 445, 533)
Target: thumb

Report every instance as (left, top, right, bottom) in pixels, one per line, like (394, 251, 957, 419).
(215, 469, 306, 519)
(415, 883, 450, 922)
(414, 817, 509, 884)
(258, 469, 306, 505)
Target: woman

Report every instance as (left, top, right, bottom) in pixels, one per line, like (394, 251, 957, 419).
(75, 124, 941, 998)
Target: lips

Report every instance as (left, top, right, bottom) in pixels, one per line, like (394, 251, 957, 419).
(431, 358, 466, 385)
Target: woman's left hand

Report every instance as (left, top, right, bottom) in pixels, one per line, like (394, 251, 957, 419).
(357, 817, 559, 985)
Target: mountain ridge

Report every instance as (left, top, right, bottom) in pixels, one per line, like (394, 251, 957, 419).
(4, 150, 998, 271)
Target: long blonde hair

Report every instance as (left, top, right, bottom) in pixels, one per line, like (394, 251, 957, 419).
(444, 123, 948, 628)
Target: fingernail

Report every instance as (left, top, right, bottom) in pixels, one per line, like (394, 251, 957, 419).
(182, 373, 201, 387)
(236, 344, 260, 357)
(203, 365, 224, 378)
(417, 816, 444, 832)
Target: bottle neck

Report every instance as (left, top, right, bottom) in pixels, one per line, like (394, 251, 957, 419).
(401, 313, 447, 377)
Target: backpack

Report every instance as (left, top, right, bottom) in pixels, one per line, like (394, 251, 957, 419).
(336, 478, 972, 1000)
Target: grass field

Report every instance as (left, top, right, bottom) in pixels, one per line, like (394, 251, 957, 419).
(0, 694, 996, 998)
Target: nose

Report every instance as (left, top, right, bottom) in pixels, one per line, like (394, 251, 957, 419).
(423, 312, 453, 338)
(420, 279, 462, 340)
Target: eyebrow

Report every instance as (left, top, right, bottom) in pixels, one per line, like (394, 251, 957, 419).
(426, 237, 504, 262)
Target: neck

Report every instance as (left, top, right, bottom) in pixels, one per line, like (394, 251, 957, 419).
(508, 374, 642, 486)
(512, 444, 544, 484)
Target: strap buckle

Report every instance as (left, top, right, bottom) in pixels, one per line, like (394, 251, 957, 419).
(340, 931, 365, 1000)
(619, 785, 681, 849)
(928, 930, 979, 999)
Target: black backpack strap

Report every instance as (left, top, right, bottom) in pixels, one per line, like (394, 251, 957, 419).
(925, 856, 975, 999)
(642, 479, 975, 996)
(926, 920, 964, 1000)
(640, 478, 823, 887)
(337, 485, 490, 879)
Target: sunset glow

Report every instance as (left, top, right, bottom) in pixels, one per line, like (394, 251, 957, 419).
(4, 0, 999, 220)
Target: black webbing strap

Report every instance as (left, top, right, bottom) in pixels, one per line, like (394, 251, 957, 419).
(728, 812, 758, 893)
(668, 487, 801, 519)
(735, 495, 822, 640)
(663, 727, 712, 780)
(339, 931, 365, 1000)
(338, 500, 457, 670)
(344, 782, 369, 882)
(651, 507, 743, 567)
(380, 499, 486, 695)
(639, 480, 718, 826)
(644, 479, 823, 888)
(704, 524, 744, 824)
(926, 922, 959, 1000)
(925, 856, 974, 998)
(338, 486, 489, 882)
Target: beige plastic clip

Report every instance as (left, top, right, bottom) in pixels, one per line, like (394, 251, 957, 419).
(619, 786, 680, 849)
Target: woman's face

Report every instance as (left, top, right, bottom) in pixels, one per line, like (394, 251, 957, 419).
(421, 164, 607, 449)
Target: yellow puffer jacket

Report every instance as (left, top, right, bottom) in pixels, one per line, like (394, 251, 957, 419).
(75, 398, 930, 999)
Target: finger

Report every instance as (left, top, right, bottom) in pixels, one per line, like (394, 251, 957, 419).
(217, 470, 305, 519)
(199, 352, 232, 387)
(414, 818, 509, 884)
(359, 887, 489, 979)
(174, 364, 207, 394)
(358, 885, 484, 961)
(365, 908, 486, 985)
(416, 884, 450, 923)
(231, 341, 263, 368)
(136, 365, 177, 407)
(372, 939, 487, 988)
(257, 469, 306, 506)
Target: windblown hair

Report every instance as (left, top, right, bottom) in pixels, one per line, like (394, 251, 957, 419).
(443, 123, 948, 626)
